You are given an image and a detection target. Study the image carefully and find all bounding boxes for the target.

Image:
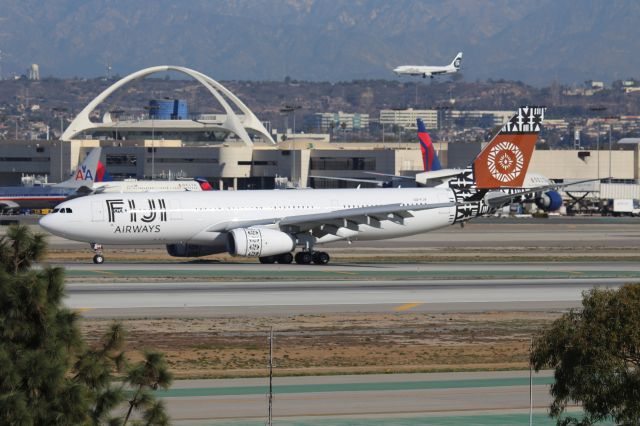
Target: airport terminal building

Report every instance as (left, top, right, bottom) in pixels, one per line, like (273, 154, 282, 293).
(1, 66, 639, 200)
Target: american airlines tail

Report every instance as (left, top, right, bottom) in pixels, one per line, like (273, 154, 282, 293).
(416, 118, 442, 172)
(54, 147, 105, 188)
(473, 106, 545, 189)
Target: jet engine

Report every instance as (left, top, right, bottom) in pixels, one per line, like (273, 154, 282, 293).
(227, 228, 295, 257)
(535, 190, 563, 212)
(166, 243, 227, 258)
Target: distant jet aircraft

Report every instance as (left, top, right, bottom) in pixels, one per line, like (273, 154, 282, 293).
(394, 52, 462, 79)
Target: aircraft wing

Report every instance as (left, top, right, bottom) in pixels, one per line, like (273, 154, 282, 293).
(206, 201, 455, 233)
(309, 175, 387, 187)
(483, 178, 604, 208)
(0, 200, 20, 210)
(362, 172, 416, 180)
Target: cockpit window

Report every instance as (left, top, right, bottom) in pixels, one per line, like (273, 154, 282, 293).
(65, 208, 72, 213)
(52, 208, 59, 213)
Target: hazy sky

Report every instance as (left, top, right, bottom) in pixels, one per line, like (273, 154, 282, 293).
(0, 0, 637, 85)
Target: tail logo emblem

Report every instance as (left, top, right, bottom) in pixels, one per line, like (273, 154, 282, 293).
(487, 141, 524, 183)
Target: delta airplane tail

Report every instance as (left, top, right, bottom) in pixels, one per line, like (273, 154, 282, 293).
(416, 118, 442, 172)
(472, 106, 545, 189)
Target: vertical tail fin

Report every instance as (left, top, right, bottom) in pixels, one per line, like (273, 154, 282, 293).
(416, 118, 442, 172)
(473, 106, 545, 189)
(451, 52, 463, 69)
(55, 147, 102, 188)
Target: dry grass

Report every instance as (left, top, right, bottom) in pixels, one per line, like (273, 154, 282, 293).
(80, 311, 559, 379)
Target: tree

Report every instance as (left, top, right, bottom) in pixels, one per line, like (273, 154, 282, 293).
(531, 285, 640, 426)
(0, 224, 172, 425)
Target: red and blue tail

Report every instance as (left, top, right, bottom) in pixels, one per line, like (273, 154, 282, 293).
(95, 160, 112, 182)
(417, 118, 442, 172)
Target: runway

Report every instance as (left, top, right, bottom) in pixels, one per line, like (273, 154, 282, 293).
(157, 370, 559, 424)
(67, 274, 635, 317)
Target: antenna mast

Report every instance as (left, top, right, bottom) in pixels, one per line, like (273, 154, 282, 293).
(267, 327, 274, 426)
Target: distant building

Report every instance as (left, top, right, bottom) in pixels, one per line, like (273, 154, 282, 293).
(311, 111, 369, 132)
(449, 110, 513, 128)
(379, 109, 438, 130)
(379, 109, 511, 131)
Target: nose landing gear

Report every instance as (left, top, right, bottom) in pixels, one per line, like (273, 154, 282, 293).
(91, 243, 104, 264)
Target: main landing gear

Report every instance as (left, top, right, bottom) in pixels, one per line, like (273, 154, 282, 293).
(258, 251, 331, 265)
(295, 251, 330, 265)
(90, 243, 104, 264)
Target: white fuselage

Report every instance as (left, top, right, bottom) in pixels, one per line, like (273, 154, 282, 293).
(393, 64, 457, 77)
(92, 180, 203, 193)
(41, 187, 456, 246)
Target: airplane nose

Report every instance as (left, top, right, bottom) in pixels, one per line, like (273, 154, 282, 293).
(39, 213, 58, 234)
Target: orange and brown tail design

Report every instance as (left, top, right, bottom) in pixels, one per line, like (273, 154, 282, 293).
(473, 106, 545, 189)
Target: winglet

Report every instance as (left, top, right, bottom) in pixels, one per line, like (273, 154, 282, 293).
(473, 106, 545, 189)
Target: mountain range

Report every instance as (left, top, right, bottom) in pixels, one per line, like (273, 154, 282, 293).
(0, 0, 638, 85)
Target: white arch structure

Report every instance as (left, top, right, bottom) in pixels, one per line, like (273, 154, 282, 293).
(61, 65, 274, 145)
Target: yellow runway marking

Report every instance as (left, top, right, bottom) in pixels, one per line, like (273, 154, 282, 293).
(75, 308, 93, 313)
(90, 269, 115, 275)
(394, 302, 424, 312)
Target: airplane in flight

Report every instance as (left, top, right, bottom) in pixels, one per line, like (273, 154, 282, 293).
(0, 148, 213, 212)
(41, 107, 555, 265)
(393, 52, 463, 79)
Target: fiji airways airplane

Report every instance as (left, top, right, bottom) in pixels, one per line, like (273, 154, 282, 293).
(394, 52, 462, 79)
(42, 107, 556, 265)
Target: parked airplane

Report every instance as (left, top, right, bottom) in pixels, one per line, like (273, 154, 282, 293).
(41, 107, 557, 265)
(93, 177, 212, 193)
(358, 118, 564, 212)
(0, 148, 103, 211)
(394, 52, 462, 79)
(0, 148, 214, 212)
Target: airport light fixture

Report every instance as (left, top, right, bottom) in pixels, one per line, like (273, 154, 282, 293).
(589, 106, 607, 183)
(144, 105, 159, 179)
(109, 109, 124, 140)
(279, 105, 301, 134)
(53, 107, 68, 181)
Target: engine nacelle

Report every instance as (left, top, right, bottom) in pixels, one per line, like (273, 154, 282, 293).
(166, 243, 226, 258)
(535, 190, 563, 212)
(228, 228, 295, 257)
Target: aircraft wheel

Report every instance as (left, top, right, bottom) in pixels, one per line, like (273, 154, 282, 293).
(259, 256, 277, 264)
(93, 254, 104, 264)
(277, 253, 294, 264)
(312, 251, 330, 265)
(294, 252, 312, 264)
